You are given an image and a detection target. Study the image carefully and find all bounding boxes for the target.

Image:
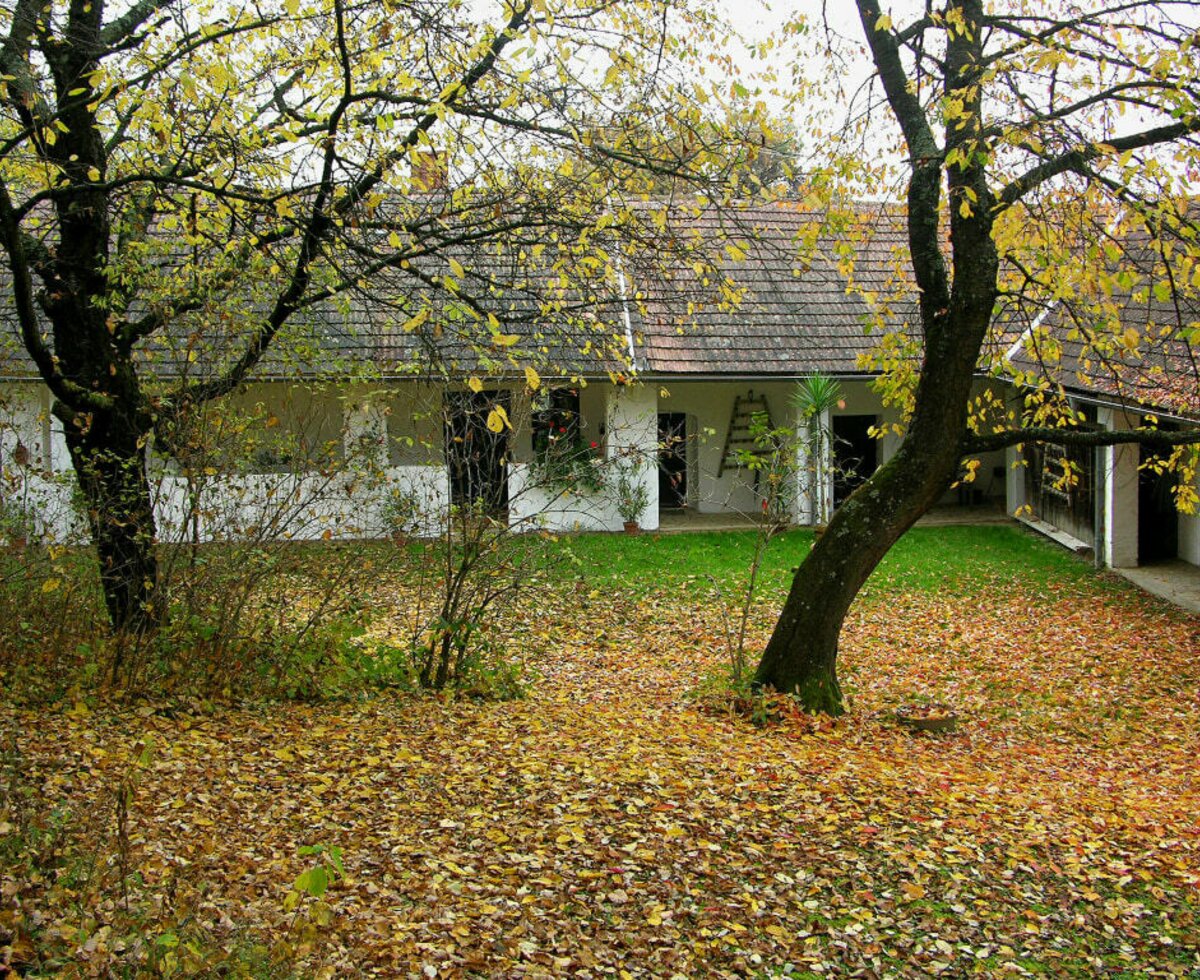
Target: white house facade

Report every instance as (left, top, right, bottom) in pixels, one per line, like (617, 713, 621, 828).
(2, 201, 1196, 567)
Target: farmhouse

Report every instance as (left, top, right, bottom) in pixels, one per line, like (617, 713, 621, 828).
(2, 200, 1196, 568)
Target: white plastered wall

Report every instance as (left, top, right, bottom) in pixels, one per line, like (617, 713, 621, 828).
(1, 379, 451, 544)
(0, 382, 83, 543)
(1180, 485, 1200, 565)
(605, 382, 659, 531)
(1098, 405, 1140, 568)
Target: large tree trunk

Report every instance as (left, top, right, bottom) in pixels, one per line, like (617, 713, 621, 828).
(753, 430, 965, 714)
(63, 407, 160, 635)
(756, 277, 998, 712)
(756, 0, 1001, 715)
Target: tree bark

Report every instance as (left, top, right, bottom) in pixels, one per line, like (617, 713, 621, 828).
(61, 405, 160, 635)
(754, 380, 983, 713)
(755, 226, 998, 711)
(755, 0, 1003, 715)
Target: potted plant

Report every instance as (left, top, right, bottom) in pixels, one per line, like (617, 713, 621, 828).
(381, 486, 422, 545)
(614, 457, 650, 533)
(0, 498, 32, 553)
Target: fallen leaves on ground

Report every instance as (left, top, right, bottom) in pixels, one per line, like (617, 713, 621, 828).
(5, 577, 1199, 977)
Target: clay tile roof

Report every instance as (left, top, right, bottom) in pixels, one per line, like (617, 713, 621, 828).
(631, 200, 916, 377)
(1004, 216, 1200, 419)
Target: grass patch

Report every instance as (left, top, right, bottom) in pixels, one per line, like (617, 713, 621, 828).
(558, 523, 1104, 598)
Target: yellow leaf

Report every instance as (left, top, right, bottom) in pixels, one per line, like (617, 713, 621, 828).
(524, 366, 541, 390)
(274, 748, 295, 762)
(493, 334, 520, 347)
(875, 13, 892, 31)
(402, 309, 431, 333)
(42, 578, 60, 593)
(486, 406, 511, 433)
(448, 257, 465, 279)
(467, 377, 484, 393)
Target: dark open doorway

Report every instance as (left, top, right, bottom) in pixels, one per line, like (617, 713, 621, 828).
(1139, 447, 1179, 564)
(832, 414, 879, 506)
(445, 390, 510, 513)
(658, 412, 688, 508)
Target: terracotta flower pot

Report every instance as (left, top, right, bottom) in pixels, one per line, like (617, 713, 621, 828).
(623, 521, 640, 535)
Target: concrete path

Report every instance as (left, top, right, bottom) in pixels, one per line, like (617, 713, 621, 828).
(655, 503, 1011, 534)
(1115, 561, 1200, 616)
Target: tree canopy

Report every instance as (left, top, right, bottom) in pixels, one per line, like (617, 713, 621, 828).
(0, 0, 756, 630)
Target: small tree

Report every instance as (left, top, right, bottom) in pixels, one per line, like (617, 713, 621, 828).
(613, 454, 651, 528)
(792, 374, 843, 527)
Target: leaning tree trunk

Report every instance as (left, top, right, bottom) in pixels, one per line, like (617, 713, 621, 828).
(755, 301, 997, 712)
(757, 0, 1001, 714)
(63, 407, 161, 636)
(753, 426, 966, 714)
(756, 217, 998, 713)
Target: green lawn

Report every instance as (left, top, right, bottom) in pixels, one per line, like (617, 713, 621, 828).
(558, 522, 1104, 597)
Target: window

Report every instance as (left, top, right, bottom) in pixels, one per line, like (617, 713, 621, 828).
(530, 388, 604, 493)
(532, 388, 583, 455)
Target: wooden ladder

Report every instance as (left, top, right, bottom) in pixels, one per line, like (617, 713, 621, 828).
(717, 391, 774, 476)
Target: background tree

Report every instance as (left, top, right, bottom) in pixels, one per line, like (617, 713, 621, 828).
(755, 0, 1200, 712)
(0, 0, 741, 633)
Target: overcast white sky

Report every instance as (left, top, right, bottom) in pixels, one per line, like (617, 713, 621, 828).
(707, 0, 878, 116)
(715, 0, 865, 41)
(703, 0, 892, 180)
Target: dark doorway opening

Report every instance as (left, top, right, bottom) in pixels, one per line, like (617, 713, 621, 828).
(832, 414, 879, 506)
(658, 412, 688, 508)
(1139, 447, 1179, 564)
(446, 390, 510, 513)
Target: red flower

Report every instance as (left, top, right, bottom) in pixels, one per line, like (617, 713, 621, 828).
(590, 441, 598, 449)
